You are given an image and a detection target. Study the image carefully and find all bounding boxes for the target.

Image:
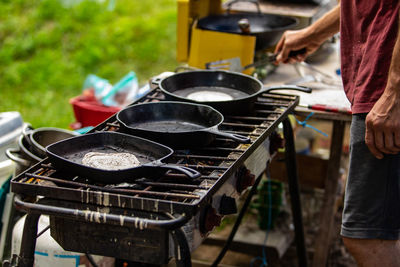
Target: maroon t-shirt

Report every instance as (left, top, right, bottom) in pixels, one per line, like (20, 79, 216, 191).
(340, 1, 399, 114)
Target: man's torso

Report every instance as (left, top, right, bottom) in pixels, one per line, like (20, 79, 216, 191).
(340, 0, 399, 114)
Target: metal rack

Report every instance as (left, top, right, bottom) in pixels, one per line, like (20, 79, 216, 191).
(7, 85, 308, 267)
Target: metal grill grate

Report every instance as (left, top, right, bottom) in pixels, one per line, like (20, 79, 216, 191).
(11, 87, 298, 216)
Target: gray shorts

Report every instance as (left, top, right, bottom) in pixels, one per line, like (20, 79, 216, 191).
(341, 114, 400, 240)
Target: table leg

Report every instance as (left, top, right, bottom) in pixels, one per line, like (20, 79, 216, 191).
(283, 118, 308, 267)
(312, 120, 345, 267)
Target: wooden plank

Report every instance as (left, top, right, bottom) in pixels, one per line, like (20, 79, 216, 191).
(203, 217, 294, 261)
(270, 152, 329, 189)
(206, 229, 293, 259)
(295, 108, 352, 122)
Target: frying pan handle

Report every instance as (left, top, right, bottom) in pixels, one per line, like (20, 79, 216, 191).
(163, 165, 201, 179)
(259, 85, 312, 95)
(207, 129, 251, 144)
(151, 72, 175, 86)
(6, 148, 31, 167)
(151, 77, 162, 87)
(150, 163, 201, 179)
(226, 0, 261, 15)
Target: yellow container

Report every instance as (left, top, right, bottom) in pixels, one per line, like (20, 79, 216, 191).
(188, 25, 256, 75)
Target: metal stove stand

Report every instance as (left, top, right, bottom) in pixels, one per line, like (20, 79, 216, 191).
(6, 85, 308, 267)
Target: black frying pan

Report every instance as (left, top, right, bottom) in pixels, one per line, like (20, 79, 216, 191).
(116, 101, 251, 149)
(197, 0, 298, 50)
(198, 13, 297, 51)
(46, 132, 201, 183)
(155, 70, 311, 115)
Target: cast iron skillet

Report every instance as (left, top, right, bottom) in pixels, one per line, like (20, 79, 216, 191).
(197, 0, 298, 50)
(46, 132, 201, 183)
(198, 14, 297, 51)
(154, 70, 311, 115)
(117, 101, 251, 149)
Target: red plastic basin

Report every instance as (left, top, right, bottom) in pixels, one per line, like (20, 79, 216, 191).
(70, 95, 120, 128)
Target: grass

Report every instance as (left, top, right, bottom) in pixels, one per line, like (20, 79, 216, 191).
(0, 0, 178, 129)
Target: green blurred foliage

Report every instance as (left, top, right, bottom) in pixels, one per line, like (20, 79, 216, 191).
(0, 0, 178, 128)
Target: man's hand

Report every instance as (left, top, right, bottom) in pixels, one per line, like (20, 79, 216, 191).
(274, 28, 324, 64)
(274, 4, 340, 64)
(365, 90, 400, 159)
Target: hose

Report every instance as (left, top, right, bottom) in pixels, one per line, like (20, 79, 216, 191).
(211, 167, 266, 267)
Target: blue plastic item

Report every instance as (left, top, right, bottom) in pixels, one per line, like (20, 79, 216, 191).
(74, 126, 93, 134)
(83, 74, 113, 101)
(102, 71, 138, 107)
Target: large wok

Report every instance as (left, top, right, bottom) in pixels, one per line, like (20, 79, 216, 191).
(197, 0, 298, 50)
(155, 70, 311, 115)
(117, 101, 251, 149)
(46, 132, 201, 183)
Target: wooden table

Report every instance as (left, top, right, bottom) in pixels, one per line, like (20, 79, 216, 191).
(295, 109, 350, 267)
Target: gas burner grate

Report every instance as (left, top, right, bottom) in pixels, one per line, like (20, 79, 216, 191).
(11, 87, 298, 216)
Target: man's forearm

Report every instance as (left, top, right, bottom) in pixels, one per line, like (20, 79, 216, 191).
(386, 12, 400, 93)
(307, 4, 340, 43)
(365, 10, 400, 159)
(274, 3, 340, 63)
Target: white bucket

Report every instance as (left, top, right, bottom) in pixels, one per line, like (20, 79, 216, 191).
(0, 160, 15, 187)
(12, 215, 114, 267)
(0, 112, 24, 162)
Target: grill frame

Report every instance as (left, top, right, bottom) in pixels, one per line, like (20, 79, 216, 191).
(11, 86, 299, 217)
(9, 80, 307, 267)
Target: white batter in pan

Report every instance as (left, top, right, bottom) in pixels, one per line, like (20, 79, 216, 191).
(82, 152, 141, 170)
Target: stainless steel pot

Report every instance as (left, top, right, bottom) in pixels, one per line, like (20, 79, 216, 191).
(29, 127, 78, 158)
(18, 135, 42, 163)
(5, 148, 32, 175)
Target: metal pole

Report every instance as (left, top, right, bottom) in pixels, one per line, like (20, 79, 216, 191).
(282, 118, 308, 267)
(18, 213, 40, 267)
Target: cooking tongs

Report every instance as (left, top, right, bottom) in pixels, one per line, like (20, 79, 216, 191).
(206, 49, 307, 72)
(205, 55, 274, 72)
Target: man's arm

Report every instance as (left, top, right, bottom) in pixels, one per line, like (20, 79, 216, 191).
(365, 12, 400, 159)
(275, 4, 340, 63)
